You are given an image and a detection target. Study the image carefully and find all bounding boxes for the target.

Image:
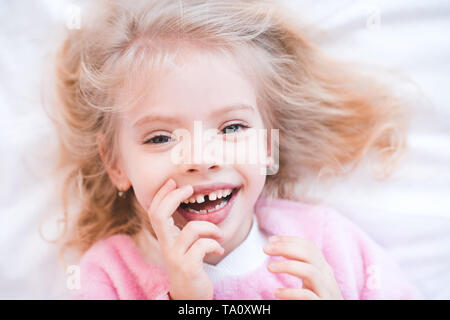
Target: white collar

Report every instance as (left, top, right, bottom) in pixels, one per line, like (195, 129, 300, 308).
(203, 215, 269, 283)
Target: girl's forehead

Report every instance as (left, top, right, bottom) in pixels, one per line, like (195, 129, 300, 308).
(120, 48, 259, 124)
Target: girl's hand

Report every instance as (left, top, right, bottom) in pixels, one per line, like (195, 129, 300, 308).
(264, 236, 343, 300)
(147, 179, 224, 300)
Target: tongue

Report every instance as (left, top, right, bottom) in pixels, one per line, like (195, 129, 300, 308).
(186, 197, 227, 211)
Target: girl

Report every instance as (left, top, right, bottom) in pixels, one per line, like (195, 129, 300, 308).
(47, 0, 422, 299)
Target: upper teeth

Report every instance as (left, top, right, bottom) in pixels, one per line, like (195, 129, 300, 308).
(183, 188, 233, 204)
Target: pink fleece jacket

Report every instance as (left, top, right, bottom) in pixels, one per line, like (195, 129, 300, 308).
(73, 197, 422, 300)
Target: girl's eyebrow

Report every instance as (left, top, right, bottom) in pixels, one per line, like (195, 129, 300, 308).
(133, 114, 183, 128)
(210, 104, 255, 117)
(133, 104, 255, 128)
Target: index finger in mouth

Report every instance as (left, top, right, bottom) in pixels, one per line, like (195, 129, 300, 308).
(150, 185, 193, 244)
(148, 179, 176, 216)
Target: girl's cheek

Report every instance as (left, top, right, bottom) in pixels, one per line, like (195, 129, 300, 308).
(235, 162, 266, 195)
(128, 156, 173, 211)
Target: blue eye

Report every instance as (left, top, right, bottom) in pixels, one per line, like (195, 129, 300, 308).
(222, 124, 248, 134)
(144, 135, 173, 145)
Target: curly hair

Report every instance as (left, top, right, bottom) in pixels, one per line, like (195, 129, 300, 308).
(44, 0, 409, 268)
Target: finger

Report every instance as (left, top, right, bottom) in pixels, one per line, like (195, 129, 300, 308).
(264, 236, 328, 270)
(150, 185, 194, 245)
(185, 238, 224, 268)
(174, 221, 223, 255)
(274, 288, 319, 300)
(267, 259, 326, 297)
(148, 179, 176, 215)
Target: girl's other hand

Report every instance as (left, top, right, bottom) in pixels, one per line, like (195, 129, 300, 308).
(264, 236, 343, 300)
(147, 179, 224, 300)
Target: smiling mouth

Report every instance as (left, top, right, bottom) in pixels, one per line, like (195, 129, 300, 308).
(179, 188, 238, 214)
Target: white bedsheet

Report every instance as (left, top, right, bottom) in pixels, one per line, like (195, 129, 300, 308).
(0, 0, 449, 299)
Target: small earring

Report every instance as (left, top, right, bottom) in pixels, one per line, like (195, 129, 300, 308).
(117, 187, 127, 198)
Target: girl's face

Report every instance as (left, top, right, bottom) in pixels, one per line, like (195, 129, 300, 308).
(108, 48, 269, 261)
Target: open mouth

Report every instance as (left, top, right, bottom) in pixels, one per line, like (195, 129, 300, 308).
(179, 187, 238, 214)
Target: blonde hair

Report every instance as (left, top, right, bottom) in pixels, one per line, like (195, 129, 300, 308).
(45, 0, 409, 267)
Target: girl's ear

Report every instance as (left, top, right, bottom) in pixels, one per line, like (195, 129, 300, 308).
(97, 132, 131, 191)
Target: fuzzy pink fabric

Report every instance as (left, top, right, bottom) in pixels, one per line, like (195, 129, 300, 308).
(73, 197, 423, 300)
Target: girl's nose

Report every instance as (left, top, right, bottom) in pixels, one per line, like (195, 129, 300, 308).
(179, 161, 221, 174)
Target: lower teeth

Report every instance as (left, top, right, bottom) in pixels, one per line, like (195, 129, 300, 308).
(187, 199, 228, 214)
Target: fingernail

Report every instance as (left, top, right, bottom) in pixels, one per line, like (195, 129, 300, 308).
(264, 243, 273, 251)
(167, 179, 175, 187)
(269, 236, 278, 243)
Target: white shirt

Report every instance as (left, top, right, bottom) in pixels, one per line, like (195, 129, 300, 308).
(203, 215, 269, 283)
